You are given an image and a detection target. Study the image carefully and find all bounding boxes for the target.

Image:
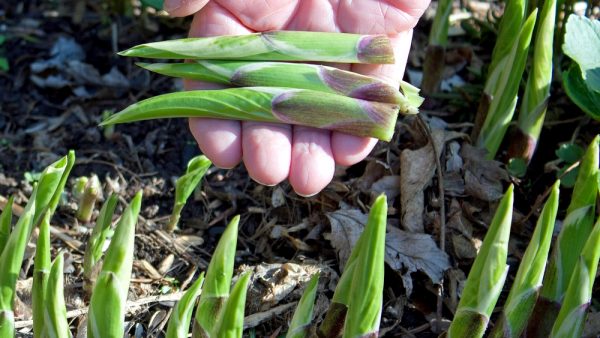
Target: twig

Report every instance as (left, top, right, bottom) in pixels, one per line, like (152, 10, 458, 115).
(243, 302, 297, 329)
(15, 291, 187, 329)
(416, 115, 446, 333)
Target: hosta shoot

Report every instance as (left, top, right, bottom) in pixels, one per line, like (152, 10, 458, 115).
(343, 194, 387, 338)
(446, 185, 513, 338)
(167, 155, 211, 232)
(119, 31, 395, 64)
(33, 212, 51, 338)
(102, 87, 403, 142)
(213, 272, 252, 338)
(550, 216, 600, 337)
(0, 189, 36, 337)
(528, 135, 599, 337)
(165, 273, 205, 338)
(137, 61, 418, 111)
(510, 0, 557, 164)
(43, 252, 71, 338)
(83, 193, 118, 293)
(319, 195, 387, 337)
(490, 181, 559, 337)
(193, 215, 239, 337)
(76, 174, 102, 223)
(477, 11, 538, 159)
(286, 274, 319, 338)
(88, 191, 142, 338)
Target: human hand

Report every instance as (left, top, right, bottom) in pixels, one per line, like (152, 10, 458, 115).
(164, 0, 430, 196)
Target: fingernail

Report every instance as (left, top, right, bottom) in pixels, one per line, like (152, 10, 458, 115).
(164, 0, 182, 13)
(295, 191, 318, 198)
(251, 177, 278, 187)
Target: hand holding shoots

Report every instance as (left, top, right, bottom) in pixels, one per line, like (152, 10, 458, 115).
(111, 31, 423, 141)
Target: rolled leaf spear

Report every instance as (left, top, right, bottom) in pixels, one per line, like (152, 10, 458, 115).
(108, 31, 423, 142)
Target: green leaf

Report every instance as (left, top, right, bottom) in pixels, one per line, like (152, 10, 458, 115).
(555, 143, 585, 164)
(508, 157, 528, 177)
(0, 58, 8, 72)
(165, 273, 205, 338)
(562, 64, 600, 120)
(140, 0, 163, 10)
(563, 14, 600, 93)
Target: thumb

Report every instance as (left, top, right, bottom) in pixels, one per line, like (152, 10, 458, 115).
(164, 0, 209, 17)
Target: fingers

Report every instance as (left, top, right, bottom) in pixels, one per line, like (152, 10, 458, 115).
(164, 0, 209, 17)
(188, 118, 242, 168)
(242, 122, 292, 186)
(337, 0, 430, 34)
(289, 127, 335, 197)
(331, 134, 378, 166)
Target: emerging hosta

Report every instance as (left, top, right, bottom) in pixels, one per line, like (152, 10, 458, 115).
(490, 181, 559, 337)
(319, 194, 388, 337)
(286, 273, 319, 338)
(0, 152, 74, 337)
(167, 155, 212, 232)
(88, 191, 142, 338)
(102, 87, 403, 141)
(509, 0, 557, 164)
(550, 216, 600, 337)
(193, 215, 240, 337)
(476, 11, 537, 158)
(119, 31, 395, 64)
(83, 193, 118, 293)
(445, 185, 513, 338)
(165, 273, 205, 338)
(526, 135, 599, 337)
(76, 174, 103, 223)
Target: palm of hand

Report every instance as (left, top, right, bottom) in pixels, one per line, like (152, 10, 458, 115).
(165, 0, 429, 196)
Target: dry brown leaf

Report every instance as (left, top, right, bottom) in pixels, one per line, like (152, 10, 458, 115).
(400, 129, 463, 232)
(371, 175, 401, 203)
(326, 207, 450, 296)
(461, 144, 508, 201)
(386, 227, 450, 296)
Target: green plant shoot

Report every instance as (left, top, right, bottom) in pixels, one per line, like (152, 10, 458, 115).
(33, 211, 51, 338)
(550, 216, 600, 337)
(286, 274, 320, 338)
(167, 155, 212, 232)
(119, 31, 395, 64)
(88, 191, 142, 338)
(490, 181, 559, 337)
(213, 272, 252, 338)
(165, 273, 205, 338)
(446, 185, 513, 338)
(43, 252, 71, 338)
(83, 193, 118, 293)
(193, 215, 239, 338)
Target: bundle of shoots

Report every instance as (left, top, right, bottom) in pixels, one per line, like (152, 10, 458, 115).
(106, 31, 424, 142)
